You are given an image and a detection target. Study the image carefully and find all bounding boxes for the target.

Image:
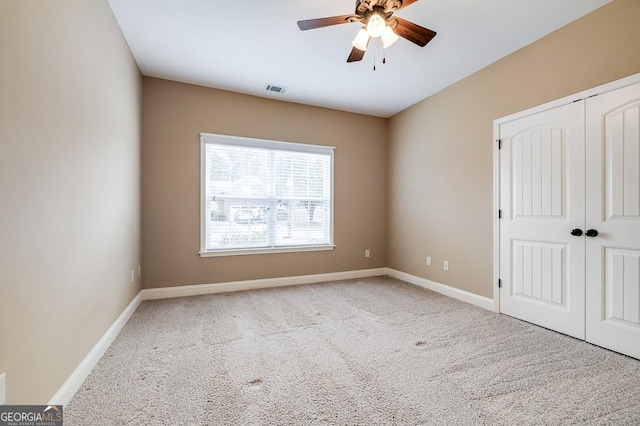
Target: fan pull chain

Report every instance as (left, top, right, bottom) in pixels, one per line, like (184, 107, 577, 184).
(373, 50, 376, 71)
(383, 46, 386, 64)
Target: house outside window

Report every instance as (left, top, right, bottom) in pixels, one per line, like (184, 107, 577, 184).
(200, 133, 335, 256)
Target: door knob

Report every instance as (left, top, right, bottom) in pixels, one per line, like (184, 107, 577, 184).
(570, 228, 583, 236)
(586, 229, 599, 237)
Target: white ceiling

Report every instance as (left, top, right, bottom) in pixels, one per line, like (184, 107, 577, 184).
(108, 0, 611, 118)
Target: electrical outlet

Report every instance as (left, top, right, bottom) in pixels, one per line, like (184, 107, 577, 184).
(443, 260, 449, 271)
(426, 256, 431, 266)
(130, 270, 135, 283)
(0, 372, 6, 405)
(365, 249, 370, 258)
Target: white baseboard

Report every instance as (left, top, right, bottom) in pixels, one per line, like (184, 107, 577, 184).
(141, 268, 389, 300)
(48, 292, 143, 407)
(386, 268, 495, 311)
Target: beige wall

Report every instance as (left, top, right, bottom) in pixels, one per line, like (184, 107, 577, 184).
(387, 0, 640, 298)
(142, 78, 387, 288)
(0, 0, 141, 404)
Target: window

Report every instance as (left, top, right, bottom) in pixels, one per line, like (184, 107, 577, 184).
(200, 133, 335, 256)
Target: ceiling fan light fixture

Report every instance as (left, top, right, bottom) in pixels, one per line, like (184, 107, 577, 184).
(351, 28, 370, 51)
(382, 25, 400, 48)
(296, 0, 437, 64)
(366, 13, 385, 38)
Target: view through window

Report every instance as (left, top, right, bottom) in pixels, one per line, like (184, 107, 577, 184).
(200, 133, 334, 255)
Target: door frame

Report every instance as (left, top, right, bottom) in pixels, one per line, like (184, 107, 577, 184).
(492, 72, 640, 314)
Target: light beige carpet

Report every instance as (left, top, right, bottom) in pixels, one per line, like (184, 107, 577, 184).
(65, 276, 640, 425)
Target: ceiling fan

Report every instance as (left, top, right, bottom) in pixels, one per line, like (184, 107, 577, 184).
(297, 0, 436, 63)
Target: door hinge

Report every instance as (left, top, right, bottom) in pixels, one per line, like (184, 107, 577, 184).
(496, 139, 502, 150)
(498, 279, 502, 288)
(498, 209, 502, 219)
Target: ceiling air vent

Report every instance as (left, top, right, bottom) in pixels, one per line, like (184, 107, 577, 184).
(265, 84, 286, 94)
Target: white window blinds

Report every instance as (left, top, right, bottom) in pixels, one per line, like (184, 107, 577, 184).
(200, 133, 334, 256)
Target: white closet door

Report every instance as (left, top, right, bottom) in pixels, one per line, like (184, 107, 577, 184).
(499, 102, 586, 339)
(586, 82, 640, 359)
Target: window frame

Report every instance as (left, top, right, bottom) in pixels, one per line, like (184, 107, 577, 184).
(199, 132, 335, 257)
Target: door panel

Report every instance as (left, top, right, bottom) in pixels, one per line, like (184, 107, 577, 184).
(606, 103, 640, 218)
(512, 241, 564, 304)
(605, 249, 640, 325)
(586, 82, 640, 359)
(511, 128, 564, 218)
(500, 102, 585, 339)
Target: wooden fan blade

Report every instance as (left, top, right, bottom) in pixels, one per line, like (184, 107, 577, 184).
(398, 0, 420, 10)
(297, 15, 356, 31)
(347, 46, 366, 63)
(393, 17, 436, 47)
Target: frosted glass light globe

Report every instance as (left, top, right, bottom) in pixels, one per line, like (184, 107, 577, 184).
(366, 13, 385, 38)
(351, 28, 370, 51)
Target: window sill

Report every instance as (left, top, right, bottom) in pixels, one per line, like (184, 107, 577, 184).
(199, 245, 336, 257)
